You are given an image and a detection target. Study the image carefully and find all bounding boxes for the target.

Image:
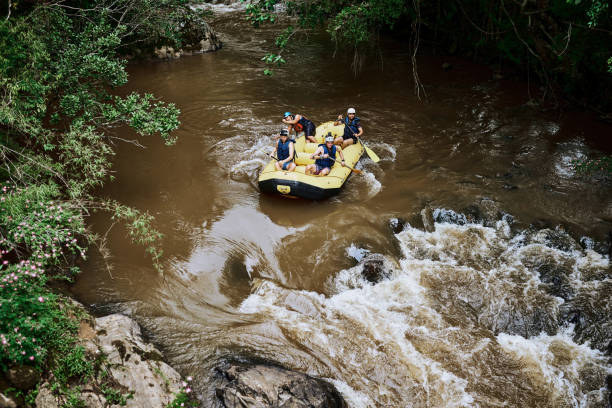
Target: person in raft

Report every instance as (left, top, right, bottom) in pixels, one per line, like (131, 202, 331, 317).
(282, 112, 317, 143)
(306, 133, 346, 176)
(273, 129, 296, 172)
(333, 107, 363, 148)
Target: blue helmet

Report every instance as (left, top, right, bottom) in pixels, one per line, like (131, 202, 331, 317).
(283, 112, 292, 118)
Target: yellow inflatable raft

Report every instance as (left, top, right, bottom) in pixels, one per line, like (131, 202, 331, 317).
(258, 121, 364, 200)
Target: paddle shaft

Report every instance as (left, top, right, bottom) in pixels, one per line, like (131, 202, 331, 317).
(337, 117, 380, 163)
(312, 154, 362, 174)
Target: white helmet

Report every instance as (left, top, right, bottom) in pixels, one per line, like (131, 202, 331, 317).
(347, 108, 356, 114)
(325, 133, 334, 142)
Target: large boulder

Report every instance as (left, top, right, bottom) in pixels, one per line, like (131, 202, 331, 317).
(360, 253, 392, 284)
(154, 8, 221, 59)
(95, 314, 182, 408)
(35, 314, 183, 408)
(34, 384, 59, 408)
(6, 365, 40, 390)
(420, 206, 435, 232)
(180, 8, 222, 52)
(215, 364, 347, 408)
(0, 393, 17, 408)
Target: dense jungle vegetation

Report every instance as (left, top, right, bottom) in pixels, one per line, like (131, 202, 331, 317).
(0, 0, 191, 404)
(0, 0, 610, 405)
(251, 0, 611, 112)
(247, 0, 612, 171)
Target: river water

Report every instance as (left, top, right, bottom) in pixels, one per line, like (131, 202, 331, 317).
(72, 6, 612, 407)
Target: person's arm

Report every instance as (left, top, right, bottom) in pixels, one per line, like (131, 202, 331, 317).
(355, 125, 363, 138)
(334, 115, 342, 125)
(310, 146, 323, 159)
(282, 114, 300, 125)
(338, 147, 345, 166)
(287, 143, 295, 163)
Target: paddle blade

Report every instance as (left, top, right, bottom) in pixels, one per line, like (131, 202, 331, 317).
(364, 145, 380, 162)
(351, 168, 363, 174)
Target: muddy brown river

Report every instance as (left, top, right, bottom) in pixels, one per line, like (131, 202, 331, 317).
(72, 6, 612, 407)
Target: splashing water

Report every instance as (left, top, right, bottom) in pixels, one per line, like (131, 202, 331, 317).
(237, 218, 611, 407)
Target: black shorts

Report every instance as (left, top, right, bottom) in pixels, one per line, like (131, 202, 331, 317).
(304, 121, 316, 137)
(342, 134, 358, 144)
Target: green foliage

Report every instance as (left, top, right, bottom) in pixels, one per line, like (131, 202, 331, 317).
(275, 26, 294, 48)
(567, 0, 610, 27)
(62, 388, 86, 408)
(167, 390, 198, 408)
(328, 0, 407, 46)
(53, 346, 93, 387)
(0, 0, 188, 400)
(101, 384, 133, 405)
(244, 0, 612, 110)
(166, 377, 197, 408)
(1, 183, 87, 264)
(0, 264, 53, 368)
(261, 53, 286, 66)
(0, 1, 181, 200)
(244, 0, 279, 27)
(573, 155, 612, 175)
(107, 201, 165, 273)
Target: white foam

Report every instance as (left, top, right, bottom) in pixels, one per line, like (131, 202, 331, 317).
(362, 171, 382, 199)
(190, 2, 246, 14)
(236, 219, 610, 406)
(498, 329, 611, 407)
(345, 244, 369, 262)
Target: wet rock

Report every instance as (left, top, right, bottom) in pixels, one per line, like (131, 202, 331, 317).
(461, 204, 481, 224)
(7, 365, 40, 390)
(179, 9, 221, 52)
(479, 199, 502, 225)
(560, 280, 612, 352)
(502, 183, 518, 190)
(420, 206, 435, 232)
(535, 262, 574, 300)
(152, 8, 221, 59)
(215, 364, 347, 408)
(530, 219, 552, 230)
(533, 228, 580, 252)
(579, 236, 595, 250)
(432, 208, 467, 225)
(361, 254, 391, 284)
(388, 217, 406, 234)
(501, 213, 514, 225)
(462, 198, 504, 226)
(0, 393, 17, 408)
(95, 314, 182, 407)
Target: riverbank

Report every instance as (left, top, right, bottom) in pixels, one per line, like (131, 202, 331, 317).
(0, 304, 192, 407)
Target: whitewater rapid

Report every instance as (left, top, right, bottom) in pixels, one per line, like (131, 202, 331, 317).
(238, 217, 611, 407)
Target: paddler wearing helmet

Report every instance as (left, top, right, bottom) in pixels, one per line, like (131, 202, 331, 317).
(333, 107, 363, 148)
(306, 132, 345, 176)
(282, 111, 317, 143)
(272, 129, 296, 172)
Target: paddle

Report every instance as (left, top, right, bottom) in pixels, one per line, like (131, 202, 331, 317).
(257, 147, 279, 161)
(312, 154, 362, 175)
(329, 156, 362, 174)
(338, 117, 380, 163)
